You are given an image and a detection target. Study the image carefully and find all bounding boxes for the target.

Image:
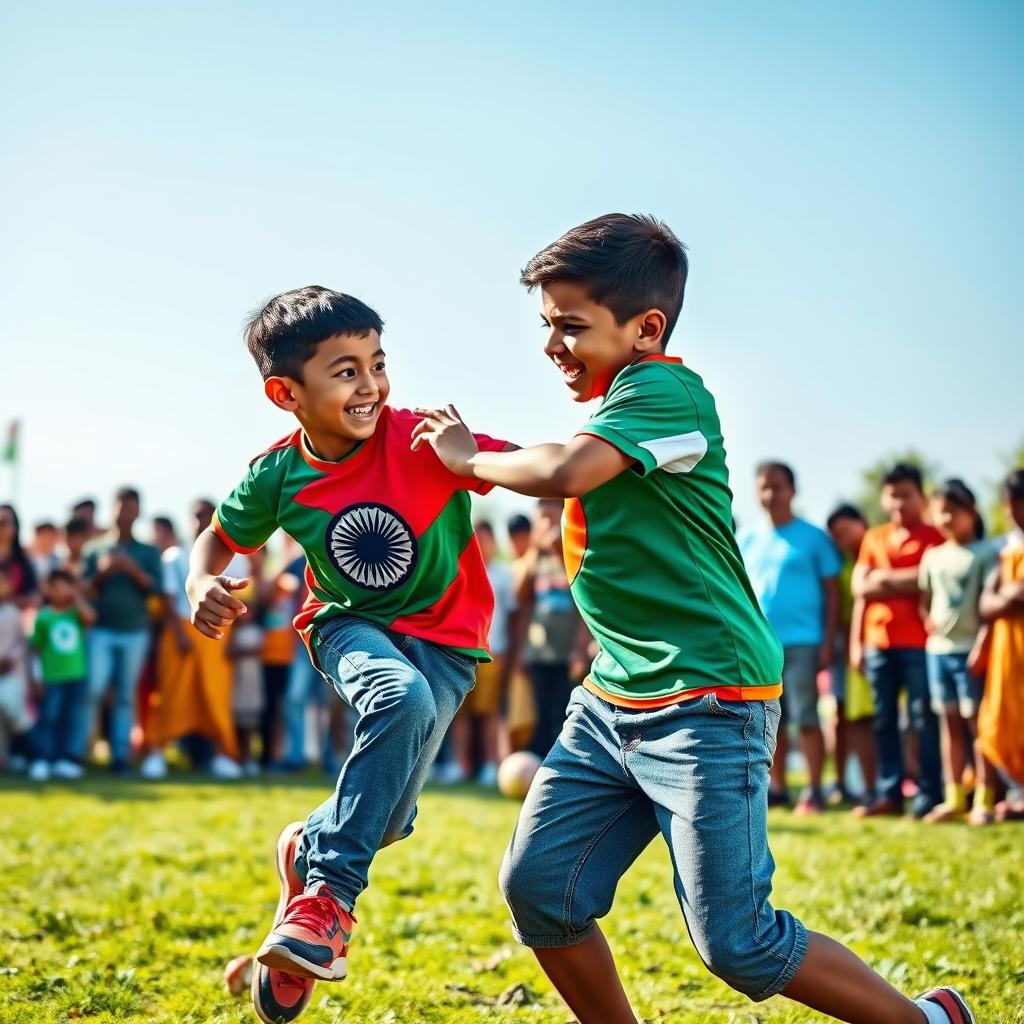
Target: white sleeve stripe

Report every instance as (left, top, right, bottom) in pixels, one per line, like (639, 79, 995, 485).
(637, 430, 708, 474)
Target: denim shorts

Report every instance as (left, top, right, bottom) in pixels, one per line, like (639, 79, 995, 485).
(499, 686, 807, 1001)
(926, 651, 982, 718)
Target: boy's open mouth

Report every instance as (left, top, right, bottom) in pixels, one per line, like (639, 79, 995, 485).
(553, 355, 585, 385)
(345, 401, 378, 421)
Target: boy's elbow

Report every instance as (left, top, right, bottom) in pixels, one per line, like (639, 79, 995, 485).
(548, 462, 585, 499)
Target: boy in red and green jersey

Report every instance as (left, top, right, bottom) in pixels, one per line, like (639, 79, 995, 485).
(186, 287, 508, 1024)
(416, 215, 973, 1024)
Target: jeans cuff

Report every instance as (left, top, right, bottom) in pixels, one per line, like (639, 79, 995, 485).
(302, 873, 356, 913)
(750, 917, 809, 1001)
(509, 920, 596, 949)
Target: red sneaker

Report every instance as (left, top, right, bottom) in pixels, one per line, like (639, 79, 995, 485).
(915, 987, 976, 1023)
(251, 822, 317, 1023)
(256, 882, 354, 982)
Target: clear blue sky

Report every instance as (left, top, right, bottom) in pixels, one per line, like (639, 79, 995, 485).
(3, 1, 1021, 539)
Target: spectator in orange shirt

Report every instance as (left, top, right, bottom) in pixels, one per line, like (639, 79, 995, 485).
(852, 464, 944, 818)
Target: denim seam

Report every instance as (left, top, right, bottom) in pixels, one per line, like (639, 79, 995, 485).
(562, 795, 646, 937)
(744, 703, 791, 973)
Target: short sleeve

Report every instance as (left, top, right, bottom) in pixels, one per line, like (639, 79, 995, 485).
(162, 554, 183, 597)
(856, 529, 879, 570)
(814, 530, 842, 579)
(918, 550, 932, 593)
(580, 364, 707, 478)
(213, 460, 279, 554)
(468, 433, 509, 495)
(29, 613, 46, 651)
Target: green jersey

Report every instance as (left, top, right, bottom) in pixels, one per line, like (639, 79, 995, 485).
(564, 355, 783, 706)
(31, 607, 88, 683)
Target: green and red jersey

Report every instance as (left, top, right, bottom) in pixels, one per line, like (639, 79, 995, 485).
(213, 407, 507, 662)
(565, 355, 783, 707)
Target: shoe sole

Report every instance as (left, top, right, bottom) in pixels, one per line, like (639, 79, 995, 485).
(256, 945, 348, 982)
(274, 821, 306, 927)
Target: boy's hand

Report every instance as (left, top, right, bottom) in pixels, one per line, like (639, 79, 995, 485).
(411, 405, 479, 476)
(186, 573, 249, 639)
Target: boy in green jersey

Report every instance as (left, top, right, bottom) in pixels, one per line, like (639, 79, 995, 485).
(414, 214, 973, 1024)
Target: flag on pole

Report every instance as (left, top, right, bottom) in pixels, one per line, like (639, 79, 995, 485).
(1, 421, 18, 464)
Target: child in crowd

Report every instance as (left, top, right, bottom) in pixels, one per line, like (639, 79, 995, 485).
(826, 504, 878, 804)
(852, 464, 944, 818)
(0, 567, 32, 768)
(28, 568, 96, 781)
(230, 556, 267, 775)
(918, 480, 997, 823)
(977, 468, 1024, 822)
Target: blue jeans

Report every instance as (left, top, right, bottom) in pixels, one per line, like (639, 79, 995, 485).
(82, 628, 150, 764)
(863, 647, 942, 808)
(500, 686, 807, 1001)
(294, 618, 476, 909)
(34, 680, 87, 762)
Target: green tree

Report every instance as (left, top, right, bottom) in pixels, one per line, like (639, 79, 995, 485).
(986, 435, 1024, 537)
(852, 450, 938, 526)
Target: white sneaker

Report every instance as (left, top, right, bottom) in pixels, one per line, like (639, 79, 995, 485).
(476, 762, 499, 787)
(210, 754, 243, 780)
(52, 760, 84, 780)
(140, 751, 168, 780)
(243, 760, 261, 778)
(28, 760, 51, 782)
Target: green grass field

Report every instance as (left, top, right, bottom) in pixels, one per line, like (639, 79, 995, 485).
(1, 775, 1022, 1024)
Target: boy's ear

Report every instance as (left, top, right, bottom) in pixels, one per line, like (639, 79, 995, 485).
(634, 309, 668, 353)
(264, 376, 299, 411)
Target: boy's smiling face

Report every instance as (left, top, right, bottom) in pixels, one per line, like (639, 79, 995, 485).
(539, 281, 665, 403)
(268, 330, 389, 457)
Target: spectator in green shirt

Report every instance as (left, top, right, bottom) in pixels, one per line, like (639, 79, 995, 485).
(28, 568, 96, 781)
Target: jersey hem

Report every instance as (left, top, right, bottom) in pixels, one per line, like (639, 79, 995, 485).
(583, 676, 783, 708)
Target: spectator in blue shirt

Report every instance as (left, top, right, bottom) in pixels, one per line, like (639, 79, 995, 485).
(740, 462, 841, 813)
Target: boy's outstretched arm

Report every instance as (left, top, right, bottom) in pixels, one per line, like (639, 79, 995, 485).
(412, 405, 632, 498)
(185, 526, 251, 639)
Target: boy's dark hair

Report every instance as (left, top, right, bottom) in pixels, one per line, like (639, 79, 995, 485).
(520, 214, 689, 345)
(34, 521, 57, 534)
(116, 486, 141, 504)
(72, 498, 96, 514)
(507, 514, 531, 536)
(65, 517, 90, 537)
(474, 519, 495, 537)
(47, 567, 75, 586)
(245, 286, 385, 381)
(153, 515, 176, 535)
(826, 503, 867, 530)
(881, 462, 923, 492)
(1002, 468, 1024, 501)
(756, 461, 796, 490)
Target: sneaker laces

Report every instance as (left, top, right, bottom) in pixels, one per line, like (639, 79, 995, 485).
(283, 893, 346, 939)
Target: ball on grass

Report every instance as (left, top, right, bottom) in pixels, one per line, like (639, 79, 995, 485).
(223, 954, 253, 997)
(497, 751, 542, 800)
